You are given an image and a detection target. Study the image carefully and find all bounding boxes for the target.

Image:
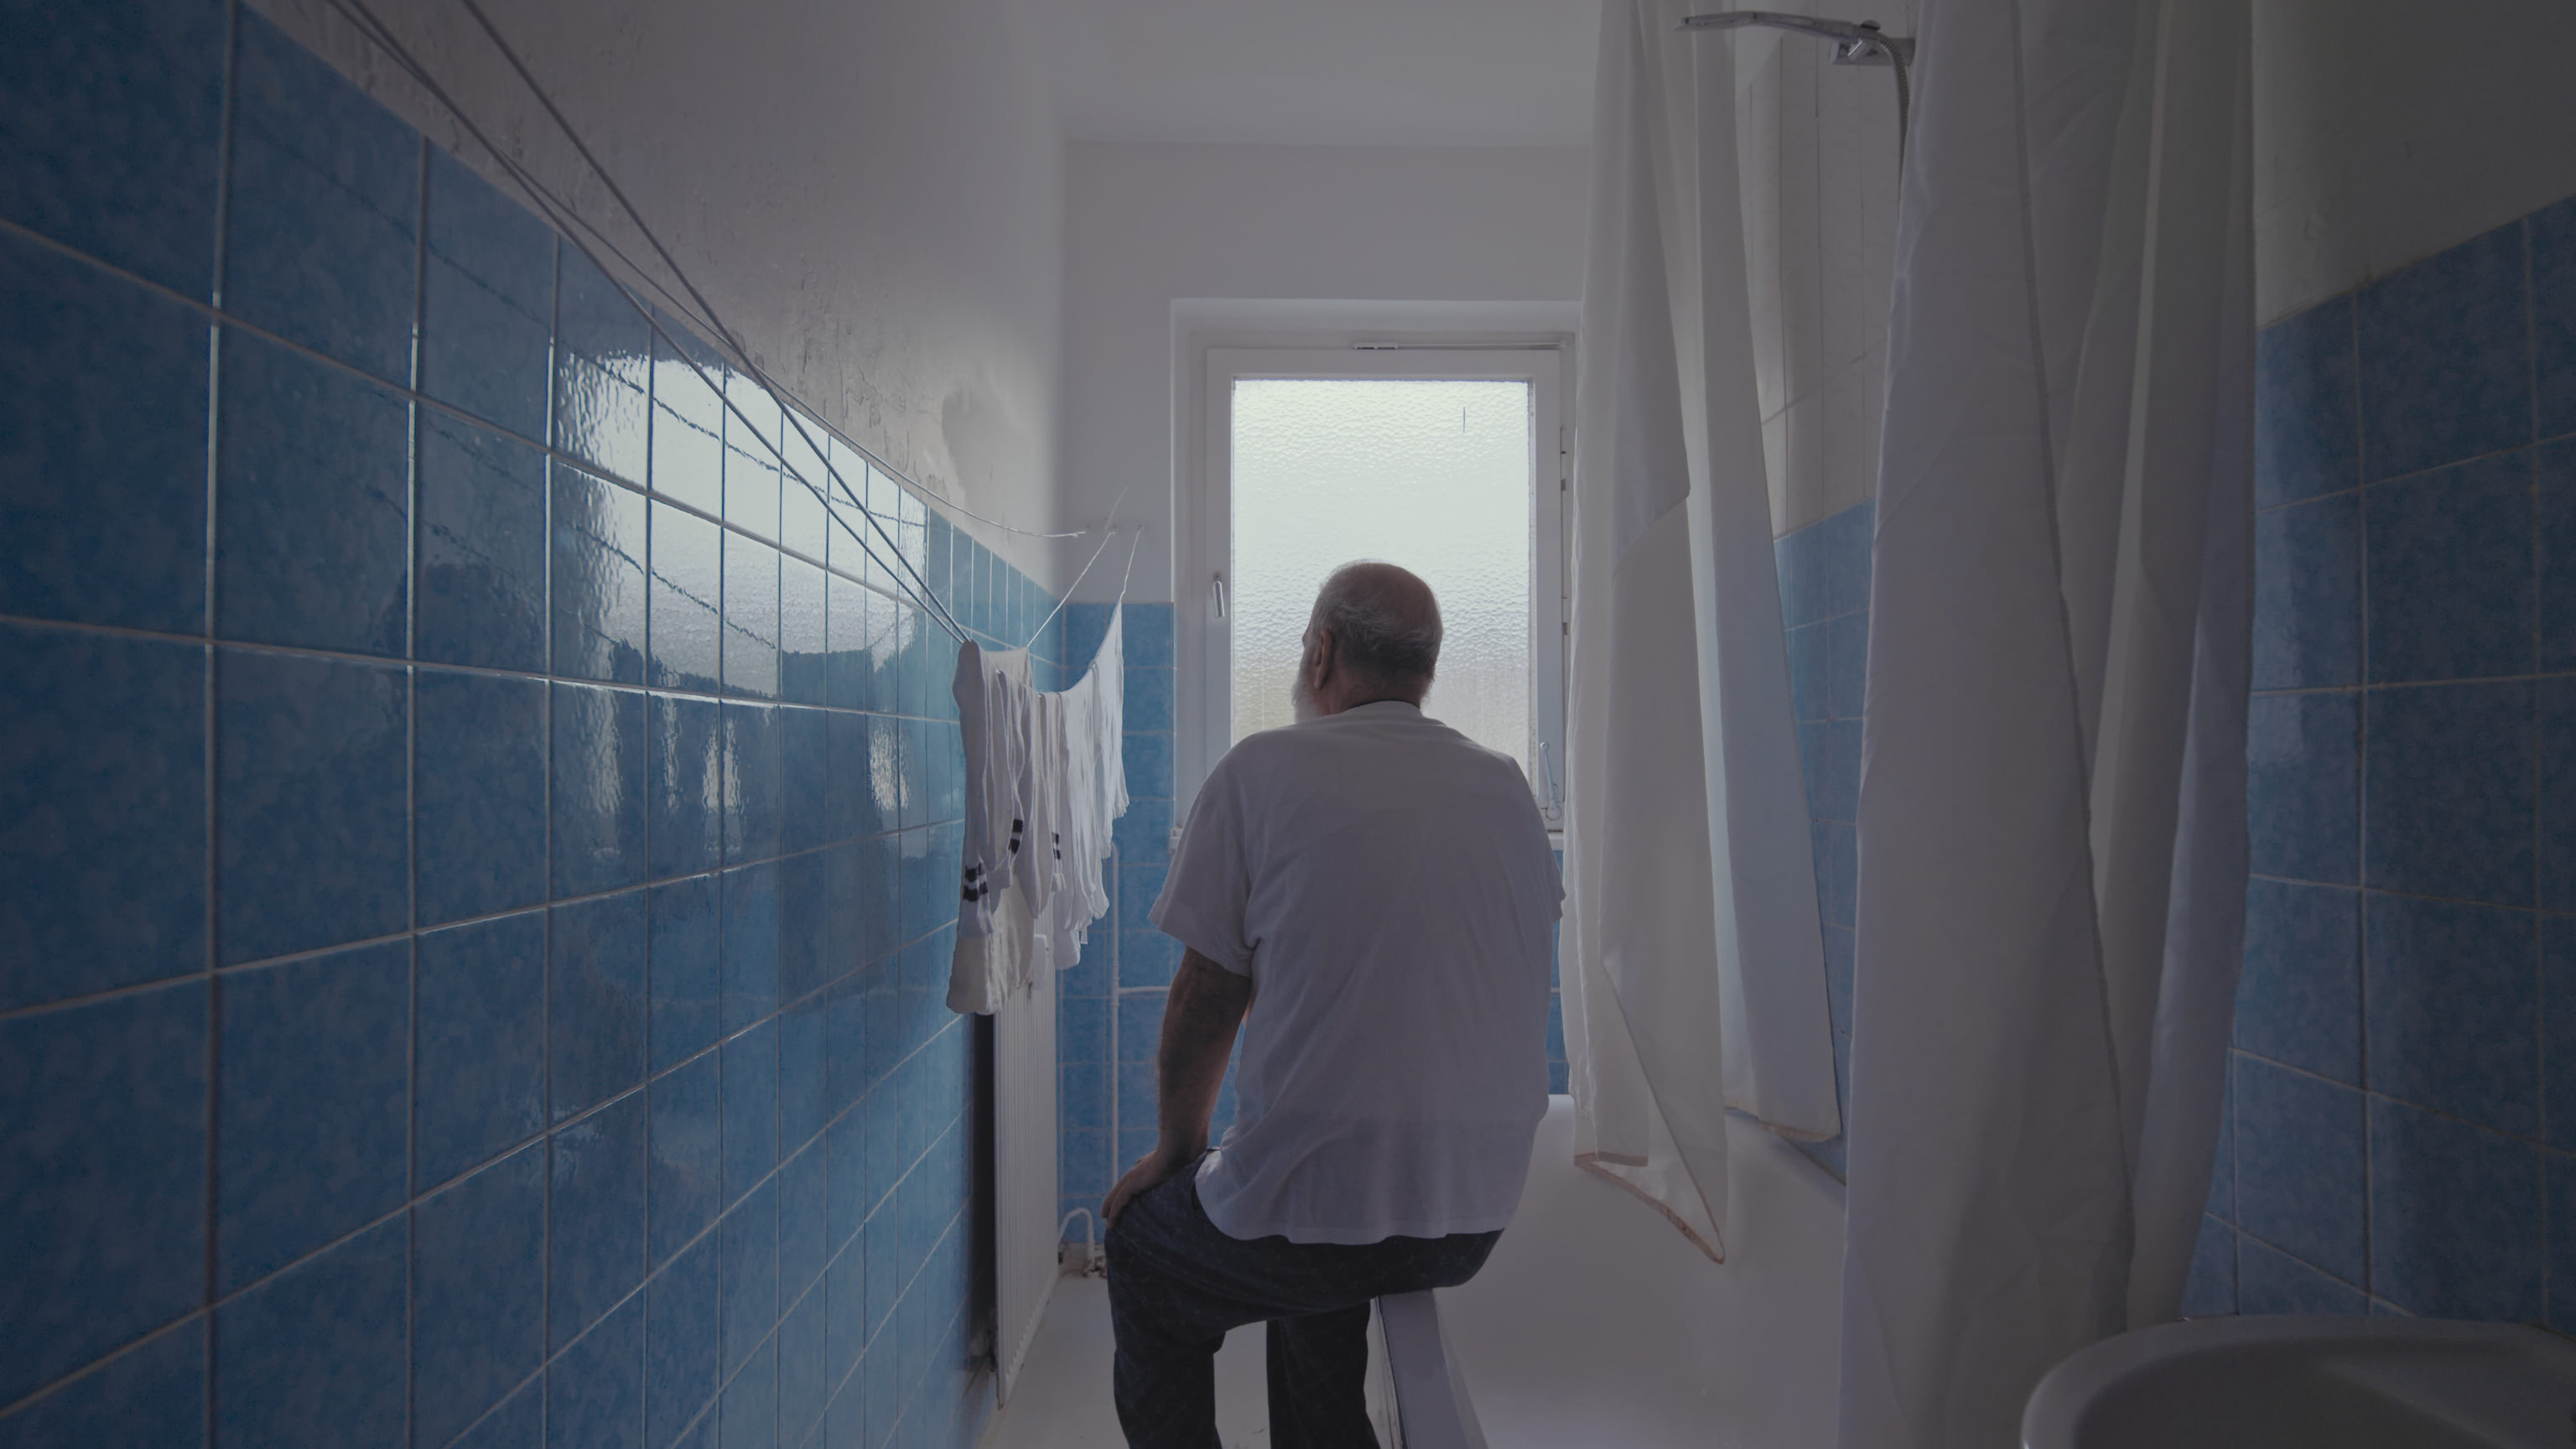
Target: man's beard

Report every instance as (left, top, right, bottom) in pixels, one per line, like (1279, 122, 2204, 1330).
(1290, 668, 1320, 723)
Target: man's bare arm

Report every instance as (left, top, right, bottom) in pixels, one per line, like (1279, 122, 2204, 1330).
(1103, 948, 1253, 1223)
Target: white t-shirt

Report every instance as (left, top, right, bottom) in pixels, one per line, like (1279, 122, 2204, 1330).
(1151, 701, 1561, 1244)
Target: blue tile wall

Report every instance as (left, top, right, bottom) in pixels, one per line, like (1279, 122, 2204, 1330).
(2197, 192, 2576, 1323)
(1774, 500, 1873, 1182)
(0, 8, 1025, 1443)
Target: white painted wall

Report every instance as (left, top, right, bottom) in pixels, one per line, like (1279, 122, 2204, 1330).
(1057, 141, 1592, 600)
(2252, 1, 2576, 324)
(253, 0, 1072, 581)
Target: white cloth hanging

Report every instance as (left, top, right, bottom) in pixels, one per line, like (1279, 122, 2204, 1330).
(1561, 0, 1841, 1265)
(1836, 0, 2254, 1444)
(952, 643, 1038, 1015)
(948, 605, 1135, 1015)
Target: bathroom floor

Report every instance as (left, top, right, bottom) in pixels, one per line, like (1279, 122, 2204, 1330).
(984, 1101, 1847, 1449)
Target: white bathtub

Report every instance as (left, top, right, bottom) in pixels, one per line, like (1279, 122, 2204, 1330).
(1437, 1098, 1848, 1449)
(987, 1098, 1846, 1449)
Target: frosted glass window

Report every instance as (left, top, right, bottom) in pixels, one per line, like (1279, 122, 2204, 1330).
(1230, 378, 1533, 764)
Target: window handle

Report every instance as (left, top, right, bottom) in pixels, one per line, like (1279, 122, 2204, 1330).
(1537, 740, 1562, 813)
(1210, 572, 1228, 621)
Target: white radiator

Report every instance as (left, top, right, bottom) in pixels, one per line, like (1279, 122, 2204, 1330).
(994, 955, 1060, 1402)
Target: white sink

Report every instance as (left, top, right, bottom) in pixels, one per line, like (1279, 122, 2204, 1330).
(2023, 1314, 2576, 1449)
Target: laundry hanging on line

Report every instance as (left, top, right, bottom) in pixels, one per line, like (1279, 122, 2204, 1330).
(947, 606, 1130, 1015)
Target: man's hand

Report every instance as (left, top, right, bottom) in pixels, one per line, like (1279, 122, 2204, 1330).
(1100, 948, 1254, 1228)
(1103, 1145, 1197, 1227)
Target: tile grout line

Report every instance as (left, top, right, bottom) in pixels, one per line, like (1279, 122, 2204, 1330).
(2531, 218, 2553, 1330)
(202, 5, 242, 1438)
(404, 127, 428, 1449)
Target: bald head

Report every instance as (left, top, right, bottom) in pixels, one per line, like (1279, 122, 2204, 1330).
(1302, 562, 1442, 708)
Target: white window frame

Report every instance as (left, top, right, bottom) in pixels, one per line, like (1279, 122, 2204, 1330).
(1176, 345, 1570, 829)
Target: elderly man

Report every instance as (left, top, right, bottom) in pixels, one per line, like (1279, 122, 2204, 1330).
(1101, 561, 1561, 1448)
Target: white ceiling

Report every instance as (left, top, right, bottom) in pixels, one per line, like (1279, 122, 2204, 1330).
(1030, 0, 1598, 149)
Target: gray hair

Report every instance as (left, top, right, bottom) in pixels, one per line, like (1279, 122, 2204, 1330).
(1312, 562, 1443, 686)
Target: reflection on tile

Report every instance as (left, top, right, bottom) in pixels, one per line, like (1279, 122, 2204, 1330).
(422, 148, 552, 440)
(2366, 892, 2535, 1135)
(0, 982, 206, 1408)
(2246, 691, 2359, 886)
(548, 891, 647, 1124)
(223, 13, 418, 382)
(2366, 451, 2533, 682)
(724, 863, 781, 1034)
(415, 912, 546, 1188)
(0, 0, 226, 295)
(554, 248, 650, 484)
(552, 464, 648, 685)
(2232, 1054, 2366, 1285)
(216, 330, 411, 656)
(2365, 680, 2532, 906)
(724, 1022, 781, 1206)
(411, 1144, 545, 1449)
(779, 1136, 827, 1296)
(2370, 1098, 2542, 1320)
(417, 669, 547, 925)
(649, 875, 722, 1073)
(782, 707, 828, 854)
(780, 414, 830, 562)
(216, 649, 408, 963)
(725, 703, 784, 865)
(551, 683, 647, 897)
(651, 501, 723, 692)
(652, 328, 725, 516)
(418, 412, 547, 672)
(646, 1233, 720, 1448)
(0, 232, 210, 631)
(781, 557, 829, 706)
(722, 1182, 780, 1374)
(214, 1216, 408, 1448)
(647, 1052, 721, 1267)
(724, 531, 782, 699)
(216, 938, 410, 1292)
(779, 854, 829, 1010)
(0, 625, 205, 1010)
(548, 1091, 646, 1351)
(727, 368, 784, 542)
(827, 574, 875, 713)
(2357, 222, 2532, 481)
(650, 693, 724, 882)
(2254, 297, 2360, 508)
(2234, 880, 2360, 1083)
(2252, 492, 2360, 690)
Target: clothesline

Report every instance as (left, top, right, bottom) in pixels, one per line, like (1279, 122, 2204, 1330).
(948, 601, 1134, 1014)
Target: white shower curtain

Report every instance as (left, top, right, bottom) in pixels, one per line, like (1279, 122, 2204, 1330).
(1561, 0, 1841, 1263)
(1836, 0, 2254, 1444)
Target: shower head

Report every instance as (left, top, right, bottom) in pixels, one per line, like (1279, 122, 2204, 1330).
(1679, 9, 1914, 67)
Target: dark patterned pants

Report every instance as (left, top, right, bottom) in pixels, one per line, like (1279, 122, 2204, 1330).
(1104, 1170, 1501, 1449)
